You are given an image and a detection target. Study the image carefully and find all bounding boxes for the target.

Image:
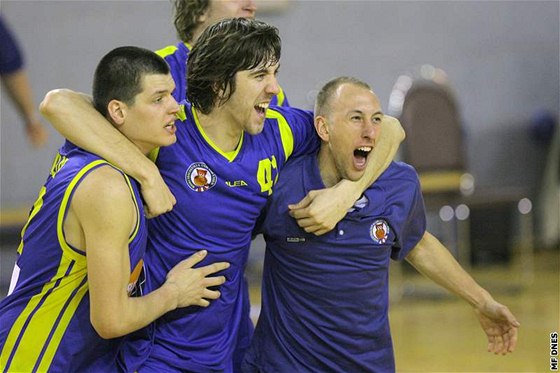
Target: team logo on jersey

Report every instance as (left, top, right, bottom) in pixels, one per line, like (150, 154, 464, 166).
(370, 219, 390, 244)
(185, 162, 217, 192)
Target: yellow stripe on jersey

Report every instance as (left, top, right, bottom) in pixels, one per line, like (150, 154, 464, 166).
(57, 160, 108, 261)
(155, 42, 192, 58)
(16, 186, 46, 255)
(266, 108, 294, 161)
(1, 161, 110, 371)
(121, 173, 141, 243)
(35, 278, 88, 372)
(0, 257, 88, 371)
(155, 45, 178, 58)
(191, 106, 243, 162)
(275, 86, 286, 107)
(148, 147, 160, 163)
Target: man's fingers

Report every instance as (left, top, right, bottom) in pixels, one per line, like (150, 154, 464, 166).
(293, 216, 314, 228)
(313, 228, 330, 236)
(200, 262, 230, 276)
(506, 328, 518, 352)
(203, 288, 221, 300)
(180, 250, 208, 268)
(288, 193, 314, 212)
(204, 275, 227, 288)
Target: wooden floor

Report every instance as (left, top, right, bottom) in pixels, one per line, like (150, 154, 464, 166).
(249, 249, 559, 373)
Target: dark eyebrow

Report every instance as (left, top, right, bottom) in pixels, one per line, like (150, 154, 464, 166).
(151, 89, 170, 96)
(250, 63, 280, 76)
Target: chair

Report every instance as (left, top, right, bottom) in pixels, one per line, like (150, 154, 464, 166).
(388, 65, 473, 266)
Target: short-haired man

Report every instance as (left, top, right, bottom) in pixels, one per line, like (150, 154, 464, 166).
(243, 77, 520, 373)
(0, 46, 229, 372)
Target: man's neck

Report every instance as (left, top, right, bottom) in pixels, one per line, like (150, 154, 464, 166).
(195, 108, 243, 153)
(317, 146, 340, 188)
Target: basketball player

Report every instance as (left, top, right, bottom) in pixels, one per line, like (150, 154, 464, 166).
(0, 46, 229, 372)
(243, 77, 520, 373)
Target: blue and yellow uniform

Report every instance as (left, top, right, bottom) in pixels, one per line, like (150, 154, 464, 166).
(243, 156, 427, 373)
(120, 103, 319, 372)
(0, 142, 147, 373)
(156, 42, 289, 106)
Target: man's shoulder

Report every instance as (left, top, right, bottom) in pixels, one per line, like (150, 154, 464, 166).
(381, 161, 419, 181)
(155, 41, 189, 59)
(368, 161, 422, 195)
(266, 106, 312, 122)
(71, 164, 135, 217)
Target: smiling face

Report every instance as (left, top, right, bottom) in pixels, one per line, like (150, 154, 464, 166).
(218, 61, 280, 135)
(316, 82, 383, 187)
(114, 73, 179, 155)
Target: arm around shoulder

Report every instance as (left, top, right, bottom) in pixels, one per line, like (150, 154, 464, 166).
(40, 88, 176, 217)
(288, 115, 405, 235)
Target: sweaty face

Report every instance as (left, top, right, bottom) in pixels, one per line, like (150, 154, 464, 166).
(206, 0, 257, 23)
(119, 73, 179, 154)
(323, 83, 383, 184)
(219, 61, 280, 135)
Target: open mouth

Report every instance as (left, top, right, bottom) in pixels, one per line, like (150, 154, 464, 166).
(353, 146, 372, 168)
(254, 102, 269, 116)
(164, 120, 176, 134)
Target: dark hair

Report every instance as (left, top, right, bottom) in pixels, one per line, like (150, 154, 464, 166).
(93, 46, 170, 117)
(187, 18, 281, 114)
(173, 0, 210, 43)
(315, 76, 372, 117)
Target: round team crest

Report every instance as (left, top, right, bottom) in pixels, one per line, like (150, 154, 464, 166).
(370, 219, 390, 244)
(185, 162, 217, 192)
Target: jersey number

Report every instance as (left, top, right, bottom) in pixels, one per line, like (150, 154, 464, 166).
(257, 156, 278, 195)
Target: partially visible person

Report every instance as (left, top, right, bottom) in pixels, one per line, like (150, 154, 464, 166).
(0, 46, 229, 373)
(156, 0, 289, 106)
(243, 77, 520, 373)
(0, 15, 48, 147)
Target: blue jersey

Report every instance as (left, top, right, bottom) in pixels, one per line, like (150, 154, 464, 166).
(243, 156, 426, 373)
(156, 42, 289, 106)
(0, 16, 24, 74)
(0, 142, 147, 373)
(119, 103, 319, 372)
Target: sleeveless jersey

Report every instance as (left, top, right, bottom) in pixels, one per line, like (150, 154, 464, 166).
(120, 103, 319, 372)
(244, 157, 427, 373)
(156, 42, 289, 106)
(0, 141, 147, 373)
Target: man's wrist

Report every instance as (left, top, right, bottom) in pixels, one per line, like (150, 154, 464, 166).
(133, 157, 160, 186)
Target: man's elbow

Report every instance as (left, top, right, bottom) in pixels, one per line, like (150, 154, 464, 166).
(91, 314, 127, 339)
(39, 89, 69, 120)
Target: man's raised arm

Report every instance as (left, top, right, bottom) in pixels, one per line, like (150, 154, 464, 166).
(40, 89, 175, 217)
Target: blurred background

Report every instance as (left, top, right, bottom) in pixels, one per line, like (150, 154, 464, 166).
(1, 1, 558, 372)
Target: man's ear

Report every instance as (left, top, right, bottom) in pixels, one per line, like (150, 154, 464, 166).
(107, 100, 126, 127)
(197, 9, 209, 24)
(314, 116, 329, 142)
